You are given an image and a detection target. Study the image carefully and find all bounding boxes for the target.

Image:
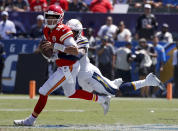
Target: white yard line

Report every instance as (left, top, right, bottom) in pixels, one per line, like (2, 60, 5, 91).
(1, 124, 178, 131)
(0, 108, 84, 112)
(0, 107, 178, 112)
(0, 95, 167, 101)
(147, 108, 178, 111)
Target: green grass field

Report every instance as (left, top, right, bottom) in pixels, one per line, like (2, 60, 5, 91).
(0, 94, 178, 131)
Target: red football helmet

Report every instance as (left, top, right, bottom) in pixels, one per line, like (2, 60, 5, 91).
(44, 4, 64, 29)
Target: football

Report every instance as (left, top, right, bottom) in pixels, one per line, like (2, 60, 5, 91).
(39, 40, 53, 58)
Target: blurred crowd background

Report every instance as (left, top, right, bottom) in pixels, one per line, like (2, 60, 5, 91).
(0, 0, 178, 98)
(0, 0, 178, 13)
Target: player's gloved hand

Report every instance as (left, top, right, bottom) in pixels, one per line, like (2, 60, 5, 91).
(64, 46, 79, 56)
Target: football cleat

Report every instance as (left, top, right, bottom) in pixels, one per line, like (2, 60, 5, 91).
(101, 96, 111, 115)
(113, 78, 123, 87)
(145, 73, 166, 91)
(14, 116, 35, 126)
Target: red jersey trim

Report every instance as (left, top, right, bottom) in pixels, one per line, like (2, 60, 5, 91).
(60, 31, 73, 42)
(56, 59, 76, 67)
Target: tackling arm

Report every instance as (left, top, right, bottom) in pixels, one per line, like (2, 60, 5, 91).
(77, 47, 87, 59)
(54, 37, 79, 56)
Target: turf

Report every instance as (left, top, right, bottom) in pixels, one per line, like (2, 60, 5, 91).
(0, 94, 178, 130)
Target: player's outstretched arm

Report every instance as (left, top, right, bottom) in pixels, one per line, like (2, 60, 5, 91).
(58, 36, 79, 56)
(64, 46, 79, 56)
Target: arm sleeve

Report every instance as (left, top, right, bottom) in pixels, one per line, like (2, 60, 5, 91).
(97, 26, 104, 37)
(168, 33, 173, 43)
(63, 37, 77, 47)
(59, 30, 73, 43)
(77, 37, 89, 49)
(11, 22, 16, 33)
(127, 29, 131, 36)
(152, 16, 158, 30)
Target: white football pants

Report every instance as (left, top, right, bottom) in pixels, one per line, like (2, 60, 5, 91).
(39, 62, 80, 96)
(78, 63, 119, 97)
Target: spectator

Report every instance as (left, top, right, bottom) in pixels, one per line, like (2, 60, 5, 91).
(68, 0, 88, 12)
(0, 0, 5, 11)
(156, 23, 173, 44)
(97, 16, 117, 40)
(85, 28, 97, 65)
(29, 15, 44, 39)
(136, 38, 157, 73)
(113, 21, 132, 42)
(152, 0, 163, 8)
(27, 0, 33, 4)
(90, 0, 113, 13)
(145, 0, 163, 8)
(150, 36, 166, 97)
(13, 0, 28, 12)
(113, 0, 128, 5)
(49, 0, 68, 11)
(4, 0, 14, 11)
(83, 0, 92, 8)
(114, 42, 133, 82)
(135, 4, 158, 40)
(135, 38, 152, 97)
(96, 36, 115, 80)
(135, 38, 157, 96)
(86, 28, 96, 47)
(135, 0, 163, 8)
(162, 0, 178, 8)
(152, 35, 166, 77)
(30, 0, 47, 12)
(0, 41, 5, 93)
(146, 42, 157, 74)
(0, 11, 16, 39)
(172, 42, 178, 98)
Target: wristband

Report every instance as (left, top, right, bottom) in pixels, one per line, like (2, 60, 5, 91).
(54, 43, 66, 52)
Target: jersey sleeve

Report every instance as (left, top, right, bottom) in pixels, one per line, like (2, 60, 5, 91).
(97, 25, 104, 37)
(43, 26, 49, 41)
(77, 37, 89, 49)
(59, 25, 73, 43)
(10, 22, 16, 33)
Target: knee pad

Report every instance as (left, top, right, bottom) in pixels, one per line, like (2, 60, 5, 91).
(39, 81, 51, 96)
(39, 87, 46, 96)
(63, 87, 76, 97)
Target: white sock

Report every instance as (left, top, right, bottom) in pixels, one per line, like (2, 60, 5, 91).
(131, 79, 147, 90)
(29, 115, 36, 122)
(97, 96, 105, 104)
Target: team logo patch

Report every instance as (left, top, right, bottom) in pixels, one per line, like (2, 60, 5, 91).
(92, 72, 117, 95)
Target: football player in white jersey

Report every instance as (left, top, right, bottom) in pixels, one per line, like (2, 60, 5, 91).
(66, 19, 165, 104)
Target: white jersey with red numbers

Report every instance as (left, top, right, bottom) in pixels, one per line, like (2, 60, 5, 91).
(76, 36, 120, 97)
(39, 24, 80, 97)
